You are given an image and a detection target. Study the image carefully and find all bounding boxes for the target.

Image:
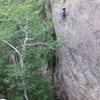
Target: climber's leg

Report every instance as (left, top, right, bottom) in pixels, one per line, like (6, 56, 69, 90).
(60, 15, 66, 23)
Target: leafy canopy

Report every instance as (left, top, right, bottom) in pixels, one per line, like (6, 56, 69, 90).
(0, 0, 56, 100)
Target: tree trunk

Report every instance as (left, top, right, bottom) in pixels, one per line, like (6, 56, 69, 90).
(20, 55, 29, 100)
(24, 89, 29, 100)
(51, 0, 100, 100)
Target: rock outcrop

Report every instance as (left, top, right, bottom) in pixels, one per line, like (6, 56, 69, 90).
(51, 0, 100, 100)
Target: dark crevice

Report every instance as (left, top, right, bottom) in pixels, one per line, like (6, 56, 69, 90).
(51, 49, 69, 100)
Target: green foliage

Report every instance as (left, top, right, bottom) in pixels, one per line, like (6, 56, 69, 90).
(0, 0, 56, 100)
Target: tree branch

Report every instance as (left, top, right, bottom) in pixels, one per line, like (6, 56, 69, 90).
(23, 31, 28, 51)
(2, 40, 21, 56)
(16, 19, 28, 51)
(25, 42, 49, 46)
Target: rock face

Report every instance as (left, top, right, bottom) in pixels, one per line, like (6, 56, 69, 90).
(51, 0, 100, 100)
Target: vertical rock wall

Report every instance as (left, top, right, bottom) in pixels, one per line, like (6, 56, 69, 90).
(51, 0, 100, 100)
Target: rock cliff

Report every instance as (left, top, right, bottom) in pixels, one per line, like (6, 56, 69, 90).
(51, 0, 100, 100)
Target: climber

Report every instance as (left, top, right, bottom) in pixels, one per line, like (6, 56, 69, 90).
(60, 8, 67, 23)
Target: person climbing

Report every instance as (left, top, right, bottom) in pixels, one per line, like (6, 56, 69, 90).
(60, 8, 67, 23)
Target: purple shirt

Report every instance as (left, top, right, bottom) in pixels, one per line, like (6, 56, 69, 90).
(61, 9, 67, 16)
(62, 10, 65, 15)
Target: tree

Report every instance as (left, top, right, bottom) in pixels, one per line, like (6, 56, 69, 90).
(0, 0, 56, 100)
